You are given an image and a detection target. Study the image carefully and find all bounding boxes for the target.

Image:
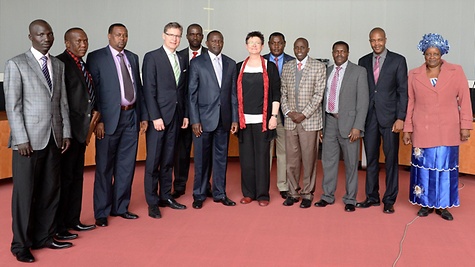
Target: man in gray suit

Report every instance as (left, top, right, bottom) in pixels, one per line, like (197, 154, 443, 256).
(4, 19, 72, 263)
(314, 41, 369, 212)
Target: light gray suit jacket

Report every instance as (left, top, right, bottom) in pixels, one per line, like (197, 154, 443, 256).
(4, 50, 71, 150)
(324, 61, 369, 138)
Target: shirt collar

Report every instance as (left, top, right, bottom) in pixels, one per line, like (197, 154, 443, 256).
(189, 46, 202, 56)
(163, 45, 176, 56)
(108, 45, 124, 57)
(373, 48, 388, 59)
(297, 55, 309, 66)
(208, 50, 221, 60)
(30, 47, 49, 61)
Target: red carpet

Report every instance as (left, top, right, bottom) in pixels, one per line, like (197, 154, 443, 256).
(1, 158, 474, 266)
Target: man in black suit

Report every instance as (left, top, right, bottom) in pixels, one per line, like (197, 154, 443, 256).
(356, 27, 408, 214)
(55, 28, 96, 240)
(88, 23, 148, 227)
(188, 30, 238, 209)
(142, 22, 188, 218)
(263, 32, 295, 199)
(5, 19, 72, 263)
(172, 23, 210, 199)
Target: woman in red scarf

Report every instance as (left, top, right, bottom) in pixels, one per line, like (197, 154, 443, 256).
(236, 31, 281, 206)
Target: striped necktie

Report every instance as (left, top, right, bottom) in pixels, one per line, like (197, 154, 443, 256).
(41, 56, 52, 90)
(173, 54, 180, 85)
(80, 60, 95, 108)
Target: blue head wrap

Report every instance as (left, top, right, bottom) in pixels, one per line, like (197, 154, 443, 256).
(417, 33, 450, 55)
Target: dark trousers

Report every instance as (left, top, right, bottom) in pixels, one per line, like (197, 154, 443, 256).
(56, 138, 86, 232)
(11, 136, 61, 253)
(93, 109, 138, 219)
(239, 123, 271, 201)
(173, 127, 192, 192)
(363, 108, 399, 205)
(192, 120, 229, 201)
(144, 113, 179, 207)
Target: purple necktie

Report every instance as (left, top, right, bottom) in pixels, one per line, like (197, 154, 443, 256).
(328, 66, 341, 113)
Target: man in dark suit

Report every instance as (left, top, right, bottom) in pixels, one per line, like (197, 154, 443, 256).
(172, 23, 209, 199)
(55, 27, 97, 241)
(142, 22, 188, 219)
(188, 30, 238, 209)
(263, 32, 294, 199)
(356, 27, 408, 214)
(4, 19, 72, 263)
(314, 41, 369, 212)
(87, 23, 148, 227)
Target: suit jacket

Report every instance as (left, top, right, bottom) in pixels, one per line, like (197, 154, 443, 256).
(188, 52, 238, 132)
(403, 60, 473, 148)
(142, 46, 188, 125)
(280, 57, 326, 131)
(87, 46, 147, 134)
(264, 52, 294, 124)
(57, 50, 93, 143)
(358, 50, 408, 127)
(324, 61, 369, 138)
(4, 50, 71, 150)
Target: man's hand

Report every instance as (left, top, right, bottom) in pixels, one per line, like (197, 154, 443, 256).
(460, 129, 471, 142)
(392, 119, 404, 133)
(192, 123, 202, 137)
(288, 111, 306, 124)
(230, 122, 238, 134)
(95, 122, 105, 139)
(17, 142, 33, 157)
(153, 118, 165, 131)
(61, 138, 71, 154)
(140, 121, 148, 135)
(348, 128, 361, 142)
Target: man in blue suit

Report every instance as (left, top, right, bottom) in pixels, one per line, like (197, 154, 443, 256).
(142, 22, 189, 218)
(263, 32, 295, 199)
(356, 27, 408, 214)
(87, 23, 148, 227)
(188, 30, 238, 209)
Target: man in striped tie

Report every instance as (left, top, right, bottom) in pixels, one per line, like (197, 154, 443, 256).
(55, 28, 97, 242)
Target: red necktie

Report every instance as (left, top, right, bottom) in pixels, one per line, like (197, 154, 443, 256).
(192, 51, 198, 59)
(297, 62, 302, 71)
(374, 55, 380, 84)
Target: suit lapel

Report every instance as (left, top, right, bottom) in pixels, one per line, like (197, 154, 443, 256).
(26, 51, 51, 94)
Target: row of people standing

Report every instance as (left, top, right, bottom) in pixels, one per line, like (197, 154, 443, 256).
(4, 19, 471, 263)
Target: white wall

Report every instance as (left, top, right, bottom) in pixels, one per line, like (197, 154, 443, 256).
(1, 0, 474, 78)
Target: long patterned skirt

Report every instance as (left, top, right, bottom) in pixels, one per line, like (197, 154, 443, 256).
(409, 146, 460, 208)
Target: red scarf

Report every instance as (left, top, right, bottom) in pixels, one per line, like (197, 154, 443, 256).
(237, 56, 269, 131)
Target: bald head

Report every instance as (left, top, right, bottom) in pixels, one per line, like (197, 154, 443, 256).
(28, 19, 54, 55)
(369, 27, 387, 55)
(64, 28, 88, 57)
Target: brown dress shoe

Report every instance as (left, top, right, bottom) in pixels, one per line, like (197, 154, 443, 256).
(240, 197, 252, 204)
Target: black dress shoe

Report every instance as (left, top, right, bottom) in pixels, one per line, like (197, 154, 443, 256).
(314, 199, 332, 207)
(14, 248, 35, 263)
(71, 223, 96, 231)
(42, 240, 73, 249)
(55, 230, 78, 240)
(148, 206, 162, 219)
(214, 196, 236, 206)
(118, 211, 139, 219)
(436, 209, 454, 221)
(159, 198, 187, 209)
(171, 190, 185, 199)
(279, 191, 288, 199)
(417, 207, 434, 217)
(300, 199, 312, 208)
(356, 199, 381, 208)
(95, 217, 108, 227)
(192, 200, 203, 209)
(283, 196, 298, 206)
(345, 204, 356, 212)
(383, 204, 395, 214)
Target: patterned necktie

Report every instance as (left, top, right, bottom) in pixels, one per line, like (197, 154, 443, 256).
(41, 56, 52, 90)
(192, 51, 198, 59)
(80, 60, 95, 108)
(117, 53, 134, 102)
(274, 57, 279, 73)
(213, 56, 222, 87)
(328, 66, 342, 113)
(173, 54, 180, 85)
(374, 55, 380, 84)
(297, 62, 302, 71)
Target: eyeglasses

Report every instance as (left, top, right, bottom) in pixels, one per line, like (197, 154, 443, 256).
(165, 32, 182, 39)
